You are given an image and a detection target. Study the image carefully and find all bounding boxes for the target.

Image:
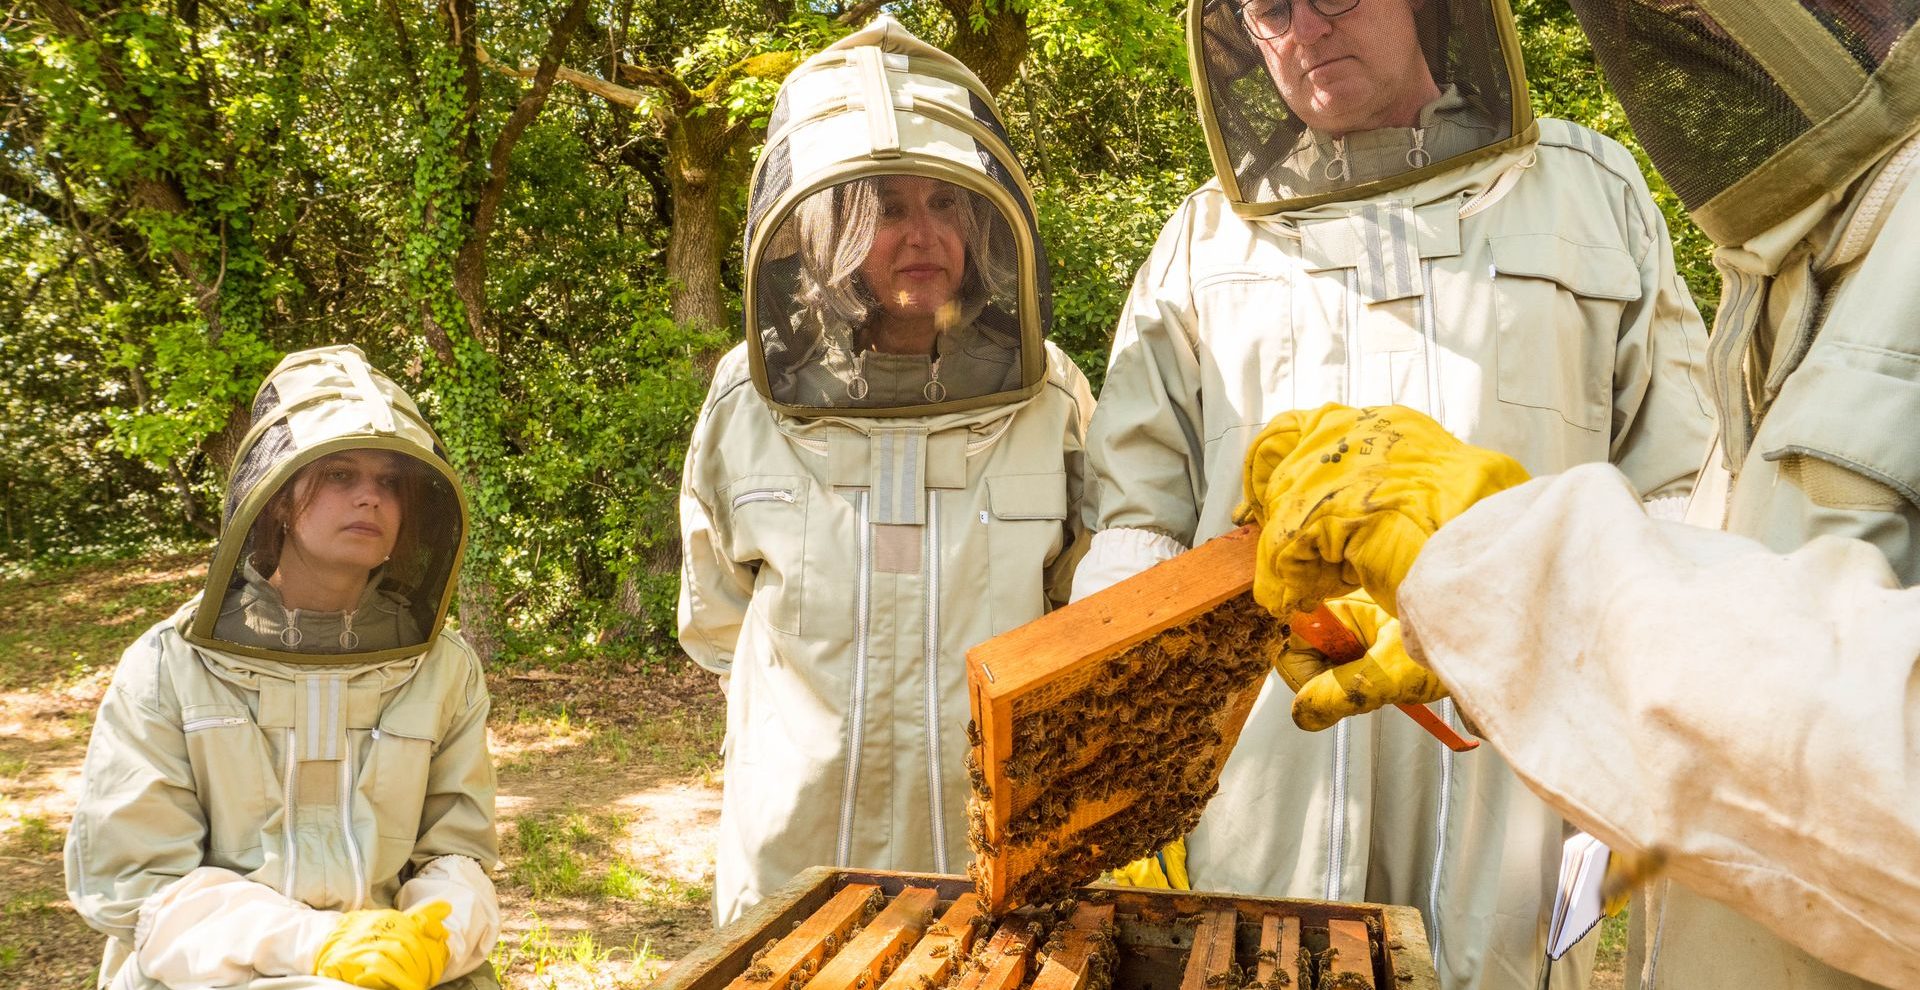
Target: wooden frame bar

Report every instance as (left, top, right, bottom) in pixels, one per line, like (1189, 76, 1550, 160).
(802, 886, 940, 990)
(1176, 908, 1240, 990)
(951, 923, 1035, 990)
(1027, 902, 1117, 990)
(1324, 919, 1376, 989)
(876, 893, 989, 990)
(726, 883, 881, 990)
(1255, 914, 1303, 989)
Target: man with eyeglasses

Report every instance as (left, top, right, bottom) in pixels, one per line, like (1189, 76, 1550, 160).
(1072, 2, 1714, 989)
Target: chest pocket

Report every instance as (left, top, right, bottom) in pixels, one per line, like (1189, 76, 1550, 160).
(984, 473, 1070, 636)
(184, 703, 280, 859)
(361, 702, 445, 876)
(1490, 234, 1641, 433)
(721, 475, 809, 635)
(1758, 358, 1920, 515)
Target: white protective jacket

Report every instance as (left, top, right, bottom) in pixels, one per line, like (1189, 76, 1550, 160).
(66, 613, 501, 990)
(1416, 136, 1920, 990)
(1078, 122, 1713, 990)
(679, 342, 1093, 925)
(1399, 463, 1920, 990)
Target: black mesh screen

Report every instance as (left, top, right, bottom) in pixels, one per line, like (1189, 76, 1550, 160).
(745, 137, 794, 261)
(1799, 1, 1919, 69)
(1568, 0, 1812, 211)
(1198, 0, 1519, 205)
(225, 421, 295, 523)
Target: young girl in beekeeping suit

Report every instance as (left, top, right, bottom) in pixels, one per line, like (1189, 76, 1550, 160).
(65, 345, 501, 990)
(678, 17, 1094, 924)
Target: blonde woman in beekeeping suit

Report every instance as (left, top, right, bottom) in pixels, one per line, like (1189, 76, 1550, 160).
(64, 346, 500, 990)
(1243, 7, 1920, 990)
(677, 17, 1094, 925)
(1075, 1, 1714, 988)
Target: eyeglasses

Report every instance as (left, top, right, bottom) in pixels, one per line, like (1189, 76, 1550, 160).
(1237, 0, 1362, 40)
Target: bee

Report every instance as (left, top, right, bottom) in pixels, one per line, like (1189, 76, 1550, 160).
(743, 964, 774, 982)
(966, 719, 983, 748)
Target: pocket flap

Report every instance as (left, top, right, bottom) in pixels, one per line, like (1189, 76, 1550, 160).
(988, 473, 1068, 521)
(376, 704, 445, 743)
(1758, 359, 1920, 509)
(1490, 234, 1642, 301)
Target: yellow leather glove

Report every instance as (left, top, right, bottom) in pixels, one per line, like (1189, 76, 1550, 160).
(314, 901, 452, 990)
(1242, 403, 1530, 619)
(1267, 590, 1446, 731)
(1105, 837, 1189, 889)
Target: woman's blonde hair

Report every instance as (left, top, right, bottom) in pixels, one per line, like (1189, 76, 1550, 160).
(790, 176, 1020, 343)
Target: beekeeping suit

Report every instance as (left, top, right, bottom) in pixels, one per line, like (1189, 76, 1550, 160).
(677, 18, 1094, 926)
(1445, 5, 1920, 988)
(64, 345, 500, 989)
(1074, 2, 1713, 988)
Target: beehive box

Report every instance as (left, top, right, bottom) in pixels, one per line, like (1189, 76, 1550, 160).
(648, 868, 1438, 990)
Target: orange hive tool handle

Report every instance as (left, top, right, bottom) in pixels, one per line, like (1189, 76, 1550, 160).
(1289, 604, 1480, 752)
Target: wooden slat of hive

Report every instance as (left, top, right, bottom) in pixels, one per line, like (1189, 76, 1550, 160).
(951, 923, 1035, 990)
(1324, 919, 1375, 989)
(727, 883, 881, 990)
(967, 526, 1275, 913)
(1027, 902, 1118, 990)
(1177, 908, 1240, 990)
(876, 893, 989, 990)
(1255, 914, 1303, 990)
(802, 887, 941, 990)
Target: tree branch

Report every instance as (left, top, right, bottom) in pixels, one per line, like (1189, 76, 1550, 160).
(616, 61, 696, 111)
(453, 0, 590, 340)
(836, 0, 886, 26)
(476, 43, 649, 110)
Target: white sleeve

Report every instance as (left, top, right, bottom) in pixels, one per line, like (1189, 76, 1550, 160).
(132, 867, 341, 987)
(1068, 527, 1188, 602)
(1397, 462, 1920, 989)
(397, 855, 499, 980)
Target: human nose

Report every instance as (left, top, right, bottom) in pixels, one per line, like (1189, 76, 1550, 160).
(352, 477, 385, 505)
(1289, 2, 1335, 42)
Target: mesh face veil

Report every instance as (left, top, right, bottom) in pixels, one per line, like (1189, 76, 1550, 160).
(187, 346, 468, 664)
(1189, 0, 1535, 215)
(742, 17, 1051, 417)
(1563, 2, 1920, 247)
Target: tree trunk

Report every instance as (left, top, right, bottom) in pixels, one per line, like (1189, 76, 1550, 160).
(940, 1, 1030, 95)
(664, 117, 735, 331)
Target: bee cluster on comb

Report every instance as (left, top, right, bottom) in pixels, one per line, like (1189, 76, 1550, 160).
(963, 526, 1284, 914)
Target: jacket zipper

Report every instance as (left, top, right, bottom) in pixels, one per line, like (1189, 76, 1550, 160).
(1326, 718, 1350, 900)
(182, 716, 248, 732)
(923, 490, 948, 874)
(1421, 259, 1443, 424)
(1344, 270, 1361, 403)
(1429, 699, 1457, 971)
(282, 729, 299, 897)
(836, 491, 873, 867)
(340, 750, 366, 910)
(731, 489, 796, 509)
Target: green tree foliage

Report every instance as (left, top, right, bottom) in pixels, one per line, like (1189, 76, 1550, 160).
(1, 0, 1722, 660)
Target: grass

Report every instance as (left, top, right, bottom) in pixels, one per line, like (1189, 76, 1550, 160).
(505, 808, 711, 909)
(0, 551, 205, 692)
(4, 815, 63, 856)
(490, 913, 667, 989)
(492, 702, 722, 784)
